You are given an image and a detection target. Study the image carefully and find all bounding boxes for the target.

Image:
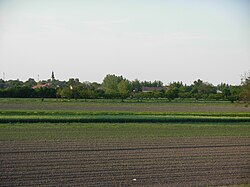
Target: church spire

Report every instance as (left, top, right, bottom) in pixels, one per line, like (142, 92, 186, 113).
(51, 71, 55, 80)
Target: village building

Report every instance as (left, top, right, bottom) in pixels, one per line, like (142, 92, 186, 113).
(32, 71, 56, 89)
(32, 83, 52, 89)
(142, 87, 163, 92)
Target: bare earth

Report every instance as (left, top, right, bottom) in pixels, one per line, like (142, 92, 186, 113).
(1, 137, 249, 187)
(0, 101, 250, 113)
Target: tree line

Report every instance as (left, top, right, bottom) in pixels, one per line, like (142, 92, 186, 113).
(0, 73, 249, 102)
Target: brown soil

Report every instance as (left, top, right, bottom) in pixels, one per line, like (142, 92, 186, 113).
(0, 102, 250, 113)
(0, 137, 249, 186)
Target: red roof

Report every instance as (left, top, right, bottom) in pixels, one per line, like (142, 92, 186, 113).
(32, 83, 51, 89)
(142, 87, 162, 92)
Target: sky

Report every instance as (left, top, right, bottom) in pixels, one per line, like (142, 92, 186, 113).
(0, 0, 249, 85)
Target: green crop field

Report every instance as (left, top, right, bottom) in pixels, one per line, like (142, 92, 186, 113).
(1, 123, 250, 141)
(0, 98, 250, 124)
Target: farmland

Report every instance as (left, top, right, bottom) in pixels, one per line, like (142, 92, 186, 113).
(0, 98, 250, 113)
(0, 99, 250, 186)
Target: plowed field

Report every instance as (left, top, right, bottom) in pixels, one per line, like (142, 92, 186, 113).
(1, 137, 249, 186)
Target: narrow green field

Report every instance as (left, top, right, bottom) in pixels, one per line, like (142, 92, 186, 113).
(0, 123, 249, 140)
(1, 110, 250, 124)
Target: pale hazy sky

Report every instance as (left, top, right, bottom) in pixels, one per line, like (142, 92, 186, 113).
(0, 0, 249, 85)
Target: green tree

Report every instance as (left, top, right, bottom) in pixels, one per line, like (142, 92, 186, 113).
(102, 74, 123, 96)
(58, 87, 73, 99)
(240, 72, 250, 102)
(228, 86, 240, 103)
(6, 79, 23, 88)
(166, 87, 178, 101)
(0, 79, 6, 89)
(24, 78, 37, 87)
(165, 82, 183, 101)
(131, 79, 142, 92)
(67, 78, 81, 87)
(191, 79, 216, 99)
(117, 80, 130, 100)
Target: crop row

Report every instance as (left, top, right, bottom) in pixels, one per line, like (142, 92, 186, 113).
(1, 139, 249, 187)
(1, 114, 250, 123)
(1, 110, 250, 117)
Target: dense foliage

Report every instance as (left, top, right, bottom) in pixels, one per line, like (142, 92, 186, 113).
(0, 73, 248, 102)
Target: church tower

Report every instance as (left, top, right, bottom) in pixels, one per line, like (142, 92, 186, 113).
(51, 71, 55, 80)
